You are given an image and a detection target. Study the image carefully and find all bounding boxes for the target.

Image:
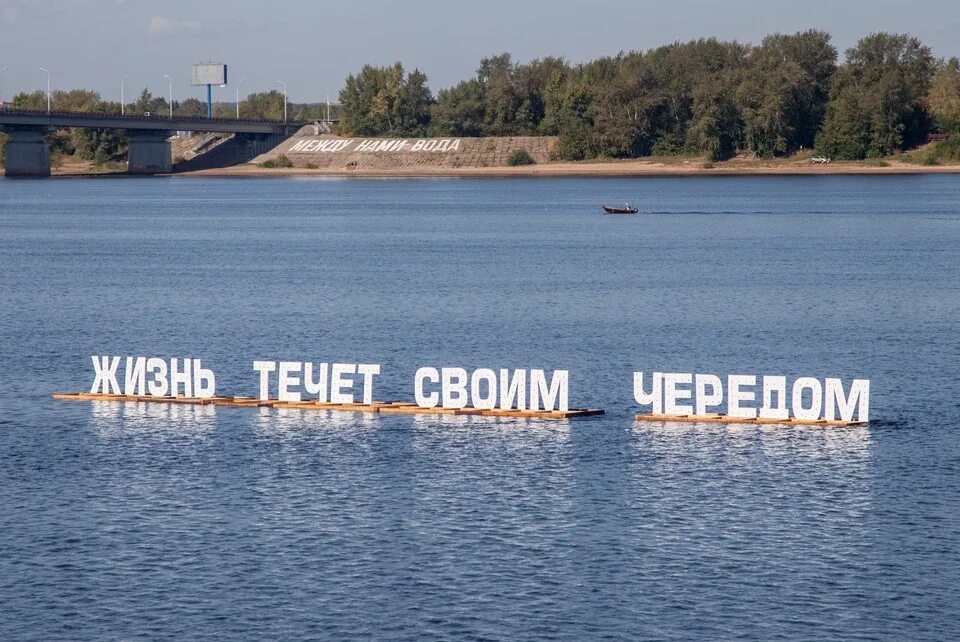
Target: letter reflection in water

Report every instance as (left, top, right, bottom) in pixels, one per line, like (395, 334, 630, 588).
(91, 400, 216, 437)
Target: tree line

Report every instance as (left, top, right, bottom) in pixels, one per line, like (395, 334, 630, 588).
(338, 31, 960, 161)
(3, 30, 960, 167)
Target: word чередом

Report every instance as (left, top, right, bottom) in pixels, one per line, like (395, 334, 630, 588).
(633, 372, 870, 422)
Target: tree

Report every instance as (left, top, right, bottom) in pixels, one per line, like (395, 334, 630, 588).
(339, 63, 433, 136)
(431, 79, 486, 136)
(927, 58, 960, 132)
(817, 33, 934, 158)
(133, 88, 168, 116)
(7, 89, 128, 163)
(242, 90, 285, 120)
(52, 89, 101, 112)
(177, 97, 206, 117)
(10, 90, 47, 110)
(739, 31, 837, 156)
(815, 91, 872, 159)
(71, 128, 128, 164)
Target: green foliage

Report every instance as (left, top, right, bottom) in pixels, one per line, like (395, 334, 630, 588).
(339, 63, 432, 136)
(6, 89, 130, 164)
(506, 149, 535, 166)
(815, 91, 871, 159)
(0, 132, 6, 167)
(133, 88, 169, 116)
(739, 30, 837, 156)
(0, 30, 950, 168)
(911, 135, 960, 164)
(817, 33, 934, 158)
(430, 79, 486, 136)
(242, 90, 286, 120)
(927, 58, 960, 133)
(261, 154, 293, 168)
(46, 130, 73, 168)
(11, 90, 48, 110)
(936, 135, 960, 160)
(72, 129, 128, 163)
(46, 130, 75, 157)
(335, 29, 938, 163)
(177, 98, 206, 117)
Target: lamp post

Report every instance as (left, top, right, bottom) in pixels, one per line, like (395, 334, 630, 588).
(162, 73, 172, 118)
(40, 67, 50, 113)
(236, 78, 246, 119)
(121, 72, 130, 115)
(0, 66, 7, 108)
(276, 80, 287, 123)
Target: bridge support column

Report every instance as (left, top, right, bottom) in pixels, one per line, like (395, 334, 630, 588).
(126, 130, 172, 174)
(2, 127, 51, 177)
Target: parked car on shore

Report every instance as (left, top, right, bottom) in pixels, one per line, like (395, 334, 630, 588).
(812, 156, 831, 164)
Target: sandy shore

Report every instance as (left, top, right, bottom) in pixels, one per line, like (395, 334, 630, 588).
(33, 156, 960, 178)
(179, 158, 960, 178)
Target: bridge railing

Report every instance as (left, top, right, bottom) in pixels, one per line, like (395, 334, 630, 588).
(0, 107, 299, 127)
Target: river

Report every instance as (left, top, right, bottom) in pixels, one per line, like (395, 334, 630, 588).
(1, 175, 958, 639)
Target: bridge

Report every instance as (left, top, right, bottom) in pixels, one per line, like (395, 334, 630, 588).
(0, 108, 302, 176)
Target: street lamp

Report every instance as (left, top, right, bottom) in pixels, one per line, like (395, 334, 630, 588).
(40, 67, 50, 113)
(162, 73, 172, 118)
(276, 80, 287, 123)
(121, 72, 130, 115)
(236, 78, 246, 119)
(0, 65, 7, 108)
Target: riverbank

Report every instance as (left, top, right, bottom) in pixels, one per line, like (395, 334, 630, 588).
(16, 153, 960, 178)
(181, 157, 960, 178)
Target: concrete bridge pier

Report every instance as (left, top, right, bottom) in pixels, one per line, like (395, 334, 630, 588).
(127, 130, 172, 174)
(2, 126, 51, 177)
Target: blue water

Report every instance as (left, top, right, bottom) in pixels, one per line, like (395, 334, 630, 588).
(1, 175, 959, 640)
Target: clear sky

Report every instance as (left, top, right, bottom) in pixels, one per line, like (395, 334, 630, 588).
(1, 0, 958, 104)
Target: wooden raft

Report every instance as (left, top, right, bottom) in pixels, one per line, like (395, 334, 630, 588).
(635, 412, 866, 427)
(53, 392, 604, 421)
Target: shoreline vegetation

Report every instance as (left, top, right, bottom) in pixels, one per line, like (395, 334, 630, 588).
(3, 29, 960, 173)
(41, 153, 960, 178)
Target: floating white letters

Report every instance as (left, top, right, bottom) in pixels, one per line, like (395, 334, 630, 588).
(414, 367, 569, 411)
(90, 356, 216, 398)
(633, 372, 869, 422)
(252, 360, 381, 404)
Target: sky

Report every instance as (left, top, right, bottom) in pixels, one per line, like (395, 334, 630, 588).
(1, 0, 958, 104)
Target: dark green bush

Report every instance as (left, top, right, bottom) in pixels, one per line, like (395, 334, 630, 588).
(507, 149, 535, 166)
(261, 154, 294, 168)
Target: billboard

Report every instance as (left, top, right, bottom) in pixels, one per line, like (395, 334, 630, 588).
(191, 63, 227, 86)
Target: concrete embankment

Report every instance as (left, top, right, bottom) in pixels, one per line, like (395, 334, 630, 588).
(251, 131, 557, 171)
(180, 128, 960, 177)
(170, 132, 287, 172)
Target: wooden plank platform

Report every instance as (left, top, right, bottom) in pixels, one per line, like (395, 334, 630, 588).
(635, 413, 866, 427)
(53, 393, 604, 421)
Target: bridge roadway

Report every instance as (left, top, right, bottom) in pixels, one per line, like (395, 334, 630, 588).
(0, 108, 302, 176)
